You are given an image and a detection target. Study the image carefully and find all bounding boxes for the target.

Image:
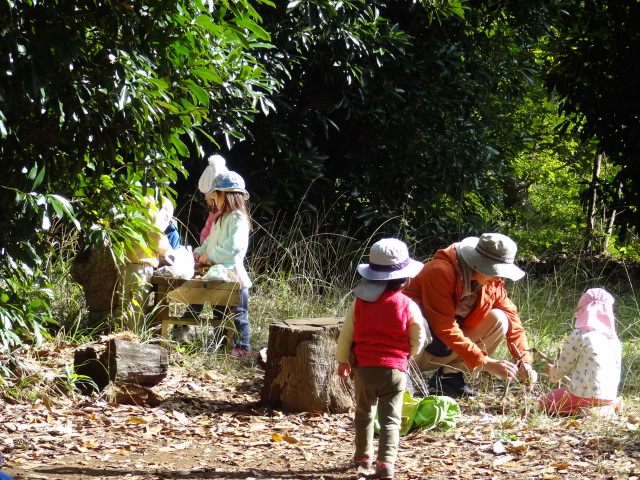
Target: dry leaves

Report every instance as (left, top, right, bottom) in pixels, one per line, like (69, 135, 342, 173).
(1, 343, 639, 479)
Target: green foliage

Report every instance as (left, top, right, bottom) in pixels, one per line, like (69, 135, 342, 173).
(0, 261, 54, 349)
(544, 0, 640, 231)
(1, 375, 44, 404)
(0, 0, 276, 345)
(4, 0, 640, 351)
(221, 0, 569, 257)
(0, 359, 98, 401)
(62, 363, 99, 395)
(499, 85, 595, 255)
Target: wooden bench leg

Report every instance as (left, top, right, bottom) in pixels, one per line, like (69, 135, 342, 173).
(151, 285, 171, 340)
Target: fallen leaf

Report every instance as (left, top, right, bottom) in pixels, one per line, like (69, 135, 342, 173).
(493, 440, 506, 454)
(172, 410, 189, 424)
(493, 454, 514, 467)
(282, 433, 299, 444)
(171, 441, 191, 450)
(507, 440, 527, 452)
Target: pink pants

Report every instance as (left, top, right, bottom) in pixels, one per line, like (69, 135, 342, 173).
(539, 387, 613, 415)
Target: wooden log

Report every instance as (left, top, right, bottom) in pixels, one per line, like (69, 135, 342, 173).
(106, 339, 168, 385)
(74, 341, 111, 392)
(74, 336, 168, 396)
(104, 383, 165, 407)
(261, 317, 354, 414)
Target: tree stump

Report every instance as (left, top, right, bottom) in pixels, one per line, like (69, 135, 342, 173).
(69, 245, 119, 324)
(261, 317, 354, 413)
(74, 335, 168, 398)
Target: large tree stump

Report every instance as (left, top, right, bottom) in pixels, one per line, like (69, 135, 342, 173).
(74, 335, 168, 398)
(261, 317, 354, 413)
(69, 245, 119, 324)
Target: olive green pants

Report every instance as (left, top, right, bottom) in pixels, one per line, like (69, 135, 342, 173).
(353, 366, 406, 464)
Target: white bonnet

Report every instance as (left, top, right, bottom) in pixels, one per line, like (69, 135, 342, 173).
(198, 154, 229, 194)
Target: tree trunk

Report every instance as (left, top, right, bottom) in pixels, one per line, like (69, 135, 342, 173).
(603, 180, 622, 252)
(69, 244, 119, 324)
(261, 318, 354, 414)
(584, 152, 602, 252)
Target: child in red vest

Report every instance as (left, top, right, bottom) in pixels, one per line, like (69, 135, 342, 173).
(337, 238, 430, 479)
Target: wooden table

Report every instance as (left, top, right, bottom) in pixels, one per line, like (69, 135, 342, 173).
(150, 275, 240, 346)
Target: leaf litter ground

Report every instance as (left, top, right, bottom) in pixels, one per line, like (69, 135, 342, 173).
(1, 342, 640, 480)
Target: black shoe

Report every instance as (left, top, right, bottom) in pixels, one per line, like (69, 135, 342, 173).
(428, 368, 479, 398)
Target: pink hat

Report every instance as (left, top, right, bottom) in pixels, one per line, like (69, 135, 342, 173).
(574, 288, 617, 339)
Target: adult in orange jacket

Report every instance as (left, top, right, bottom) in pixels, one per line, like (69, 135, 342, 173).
(404, 233, 538, 398)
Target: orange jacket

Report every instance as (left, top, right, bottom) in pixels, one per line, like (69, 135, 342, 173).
(404, 243, 533, 370)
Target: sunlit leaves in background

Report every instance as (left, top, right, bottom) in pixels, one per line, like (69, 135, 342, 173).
(0, 0, 276, 346)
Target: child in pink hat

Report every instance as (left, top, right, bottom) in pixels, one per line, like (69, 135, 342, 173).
(539, 288, 622, 415)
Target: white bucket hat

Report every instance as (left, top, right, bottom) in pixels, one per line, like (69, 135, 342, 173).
(198, 154, 229, 194)
(458, 233, 525, 281)
(357, 238, 423, 281)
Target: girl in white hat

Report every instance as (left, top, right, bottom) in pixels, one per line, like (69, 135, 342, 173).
(197, 155, 229, 245)
(336, 238, 430, 480)
(178, 155, 231, 328)
(194, 171, 252, 359)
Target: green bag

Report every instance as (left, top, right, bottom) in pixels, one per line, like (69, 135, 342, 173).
(375, 390, 462, 436)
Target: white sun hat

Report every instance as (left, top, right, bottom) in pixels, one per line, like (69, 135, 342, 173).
(357, 238, 423, 281)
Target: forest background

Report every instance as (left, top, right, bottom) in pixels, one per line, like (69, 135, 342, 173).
(1, 0, 640, 398)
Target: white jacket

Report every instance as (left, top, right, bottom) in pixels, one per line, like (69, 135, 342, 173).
(549, 329, 621, 400)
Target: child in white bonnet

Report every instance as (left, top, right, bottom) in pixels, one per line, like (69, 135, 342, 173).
(178, 154, 229, 325)
(539, 287, 622, 415)
(197, 154, 229, 245)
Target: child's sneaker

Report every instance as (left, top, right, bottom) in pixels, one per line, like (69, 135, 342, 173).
(231, 347, 253, 359)
(354, 457, 372, 470)
(376, 461, 394, 479)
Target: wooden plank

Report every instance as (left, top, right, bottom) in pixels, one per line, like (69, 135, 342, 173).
(164, 286, 239, 305)
(150, 275, 240, 345)
(150, 275, 239, 291)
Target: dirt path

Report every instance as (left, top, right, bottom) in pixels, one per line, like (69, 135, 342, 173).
(1, 344, 639, 480)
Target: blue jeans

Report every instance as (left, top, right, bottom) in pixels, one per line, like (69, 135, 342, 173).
(164, 222, 181, 250)
(234, 288, 250, 350)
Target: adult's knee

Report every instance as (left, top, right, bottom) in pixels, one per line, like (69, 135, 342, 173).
(424, 335, 452, 357)
(485, 309, 509, 336)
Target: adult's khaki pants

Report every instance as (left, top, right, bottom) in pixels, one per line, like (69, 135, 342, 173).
(413, 309, 509, 373)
